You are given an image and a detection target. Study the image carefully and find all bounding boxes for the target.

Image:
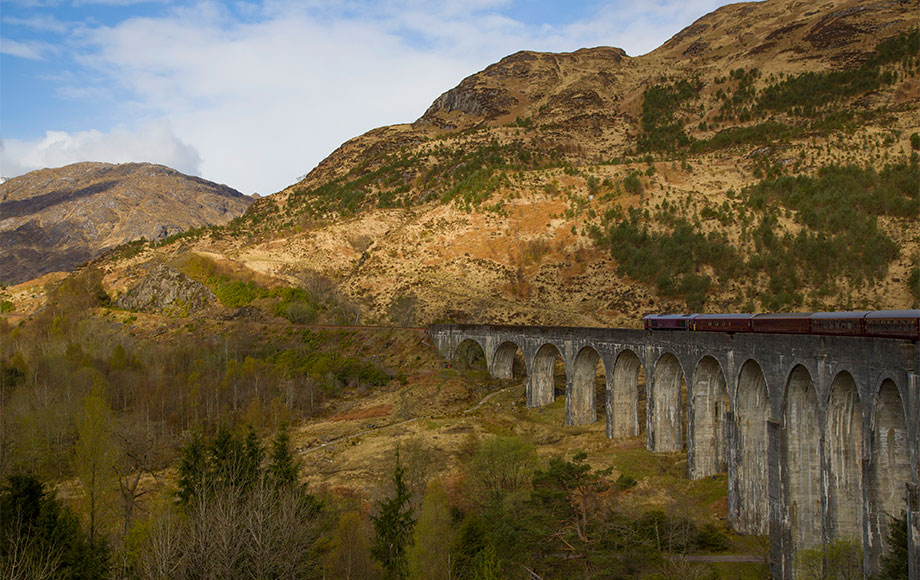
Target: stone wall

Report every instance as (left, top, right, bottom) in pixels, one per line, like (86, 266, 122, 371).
(429, 324, 920, 578)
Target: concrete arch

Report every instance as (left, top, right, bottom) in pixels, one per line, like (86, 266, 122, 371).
(492, 341, 525, 379)
(529, 343, 563, 408)
(785, 365, 823, 550)
(568, 346, 606, 426)
(733, 359, 770, 535)
(825, 371, 863, 543)
(609, 349, 644, 439)
(650, 352, 686, 453)
(689, 355, 729, 479)
(870, 378, 911, 564)
(453, 338, 488, 371)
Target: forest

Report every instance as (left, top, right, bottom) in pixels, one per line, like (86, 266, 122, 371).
(0, 267, 910, 580)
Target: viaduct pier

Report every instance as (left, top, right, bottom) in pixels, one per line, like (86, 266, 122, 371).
(428, 324, 920, 579)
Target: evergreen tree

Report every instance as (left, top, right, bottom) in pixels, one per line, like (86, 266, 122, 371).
(453, 513, 501, 580)
(878, 512, 908, 580)
(241, 424, 264, 488)
(177, 431, 207, 505)
(268, 423, 299, 489)
(0, 474, 110, 579)
(371, 449, 416, 580)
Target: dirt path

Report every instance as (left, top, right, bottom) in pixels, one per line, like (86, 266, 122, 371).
(463, 386, 514, 414)
(299, 384, 515, 455)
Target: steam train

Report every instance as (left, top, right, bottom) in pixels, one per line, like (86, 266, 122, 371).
(643, 310, 920, 340)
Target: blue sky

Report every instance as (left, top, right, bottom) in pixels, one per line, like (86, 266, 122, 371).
(1, 0, 735, 194)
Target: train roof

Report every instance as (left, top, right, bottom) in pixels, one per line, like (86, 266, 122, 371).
(753, 312, 812, 319)
(811, 311, 869, 319)
(865, 310, 920, 319)
(643, 314, 697, 319)
(695, 313, 755, 320)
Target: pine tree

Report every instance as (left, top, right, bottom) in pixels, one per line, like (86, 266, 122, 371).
(878, 512, 908, 580)
(371, 449, 416, 580)
(177, 431, 207, 505)
(241, 424, 263, 489)
(268, 423, 299, 489)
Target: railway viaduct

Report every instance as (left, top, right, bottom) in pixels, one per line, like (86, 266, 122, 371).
(428, 324, 920, 579)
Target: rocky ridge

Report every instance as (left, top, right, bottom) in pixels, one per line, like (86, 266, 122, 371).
(17, 0, 918, 327)
(0, 162, 252, 285)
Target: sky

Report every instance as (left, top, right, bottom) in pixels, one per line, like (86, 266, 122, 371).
(1, 0, 736, 195)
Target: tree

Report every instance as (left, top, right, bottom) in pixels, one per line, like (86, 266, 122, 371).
(795, 539, 862, 580)
(530, 452, 611, 545)
(371, 449, 416, 580)
(452, 514, 500, 580)
(466, 436, 538, 504)
(0, 473, 110, 579)
(73, 376, 119, 542)
(327, 509, 379, 580)
(878, 512, 908, 580)
(268, 423, 299, 489)
(176, 431, 207, 505)
(408, 480, 454, 580)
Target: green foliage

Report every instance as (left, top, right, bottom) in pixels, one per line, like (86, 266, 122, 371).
(0, 474, 111, 579)
(744, 161, 913, 289)
(530, 451, 612, 546)
(466, 436, 539, 504)
(795, 538, 863, 580)
(408, 481, 454, 580)
(452, 514, 501, 580)
(153, 225, 210, 247)
(592, 210, 738, 309)
(637, 79, 701, 153)
(615, 473, 637, 490)
(371, 450, 416, 580)
(911, 132, 920, 151)
(908, 267, 920, 303)
(177, 424, 263, 504)
(285, 140, 561, 218)
(695, 523, 729, 552)
(623, 171, 643, 194)
(268, 423, 300, 489)
(592, 158, 914, 309)
(73, 377, 119, 541)
(757, 29, 918, 117)
(0, 300, 13, 313)
(213, 279, 269, 308)
(877, 512, 909, 580)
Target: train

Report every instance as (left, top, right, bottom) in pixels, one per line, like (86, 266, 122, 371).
(643, 310, 920, 340)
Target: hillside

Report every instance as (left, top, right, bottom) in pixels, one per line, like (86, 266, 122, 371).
(5, 0, 915, 326)
(0, 162, 252, 285)
(62, 0, 915, 328)
(1, 1, 916, 577)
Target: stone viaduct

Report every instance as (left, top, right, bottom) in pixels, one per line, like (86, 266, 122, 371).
(428, 324, 920, 579)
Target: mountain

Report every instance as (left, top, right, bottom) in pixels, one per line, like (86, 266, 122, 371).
(22, 0, 920, 326)
(0, 162, 252, 285)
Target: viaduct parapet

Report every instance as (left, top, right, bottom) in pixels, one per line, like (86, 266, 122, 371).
(428, 324, 920, 579)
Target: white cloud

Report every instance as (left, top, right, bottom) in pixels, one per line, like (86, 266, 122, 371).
(0, 121, 202, 178)
(0, 38, 57, 60)
(3, 0, 736, 194)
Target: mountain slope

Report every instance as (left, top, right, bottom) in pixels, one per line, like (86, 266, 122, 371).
(80, 0, 919, 326)
(0, 162, 252, 285)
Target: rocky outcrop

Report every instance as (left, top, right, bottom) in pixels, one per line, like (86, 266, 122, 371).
(116, 264, 214, 316)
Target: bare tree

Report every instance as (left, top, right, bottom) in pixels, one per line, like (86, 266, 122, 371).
(1, 511, 62, 580)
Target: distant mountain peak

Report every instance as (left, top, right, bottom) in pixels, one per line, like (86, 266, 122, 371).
(0, 161, 252, 285)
